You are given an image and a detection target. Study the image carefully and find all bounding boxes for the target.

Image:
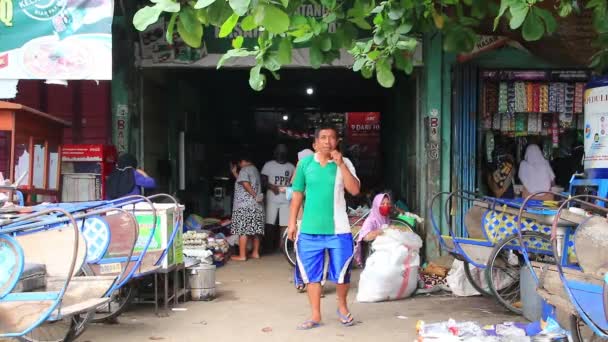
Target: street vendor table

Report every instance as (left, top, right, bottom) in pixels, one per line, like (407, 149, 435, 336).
(135, 263, 188, 317)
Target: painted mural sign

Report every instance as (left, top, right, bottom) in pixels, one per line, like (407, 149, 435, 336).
(0, 0, 114, 80)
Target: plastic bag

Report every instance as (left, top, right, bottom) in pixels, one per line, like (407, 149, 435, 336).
(446, 260, 516, 297)
(356, 230, 422, 302)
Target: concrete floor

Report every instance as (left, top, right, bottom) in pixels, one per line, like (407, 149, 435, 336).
(79, 254, 522, 342)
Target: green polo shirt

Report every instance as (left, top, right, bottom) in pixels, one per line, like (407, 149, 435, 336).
(292, 154, 358, 235)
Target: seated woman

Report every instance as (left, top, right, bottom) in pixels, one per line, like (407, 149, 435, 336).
(518, 144, 556, 201)
(354, 192, 392, 266)
(106, 153, 156, 200)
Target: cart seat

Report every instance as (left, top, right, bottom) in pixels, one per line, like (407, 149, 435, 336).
(13, 263, 46, 293)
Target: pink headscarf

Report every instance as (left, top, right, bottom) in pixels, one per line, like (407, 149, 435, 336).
(354, 193, 391, 266)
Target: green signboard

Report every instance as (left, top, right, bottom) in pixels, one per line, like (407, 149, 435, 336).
(0, 0, 113, 80)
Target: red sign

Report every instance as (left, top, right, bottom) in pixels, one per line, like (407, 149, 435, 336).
(61, 144, 116, 162)
(346, 112, 381, 183)
(0, 54, 7, 69)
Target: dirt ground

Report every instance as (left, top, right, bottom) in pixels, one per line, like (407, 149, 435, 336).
(78, 254, 522, 342)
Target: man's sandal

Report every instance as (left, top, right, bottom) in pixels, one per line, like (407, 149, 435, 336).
(296, 320, 322, 330)
(336, 310, 355, 326)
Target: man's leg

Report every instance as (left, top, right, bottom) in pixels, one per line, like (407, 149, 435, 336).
(306, 283, 323, 323)
(326, 234, 355, 324)
(264, 202, 279, 253)
(295, 234, 326, 327)
(336, 283, 350, 318)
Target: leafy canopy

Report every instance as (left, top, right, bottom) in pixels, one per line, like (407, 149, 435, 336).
(133, 0, 608, 91)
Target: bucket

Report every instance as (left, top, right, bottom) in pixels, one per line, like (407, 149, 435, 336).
(188, 264, 216, 301)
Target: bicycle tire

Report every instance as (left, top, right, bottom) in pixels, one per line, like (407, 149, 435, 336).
(282, 230, 296, 268)
(486, 231, 549, 314)
(91, 282, 136, 323)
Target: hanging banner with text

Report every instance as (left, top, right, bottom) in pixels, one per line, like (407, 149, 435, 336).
(0, 0, 114, 80)
(346, 112, 381, 183)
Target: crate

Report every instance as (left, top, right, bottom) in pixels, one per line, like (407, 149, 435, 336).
(127, 202, 185, 269)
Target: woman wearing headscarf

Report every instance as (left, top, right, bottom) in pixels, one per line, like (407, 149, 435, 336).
(518, 144, 556, 200)
(354, 193, 392, 266)
(106, 153, 156, 200)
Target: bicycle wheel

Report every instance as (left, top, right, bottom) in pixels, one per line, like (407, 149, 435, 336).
(463, 261, 492, 296)
(91, 282, 136, 323)
(282, 230, 296, 267)
(67, 265, 96, 340)
(570, 314, 608, 342)
(486, 231, 551, 314)
(18, 319, 76, 342)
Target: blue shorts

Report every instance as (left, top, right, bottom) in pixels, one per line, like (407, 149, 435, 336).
(295, 233, 353, 284)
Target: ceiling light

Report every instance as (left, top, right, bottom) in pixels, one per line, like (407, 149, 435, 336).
(306, 87, 314, 95)
(282, 115, 289, 121)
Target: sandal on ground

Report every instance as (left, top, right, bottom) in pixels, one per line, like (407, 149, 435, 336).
(296, 320, 321, 330)
(336, 310, 355, 326)
(295, 284, 306, 293)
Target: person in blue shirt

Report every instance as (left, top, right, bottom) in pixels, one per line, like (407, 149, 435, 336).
(106, 153, 156, 200)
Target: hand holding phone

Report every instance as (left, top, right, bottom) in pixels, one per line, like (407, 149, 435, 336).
(330, 149, 344, 166)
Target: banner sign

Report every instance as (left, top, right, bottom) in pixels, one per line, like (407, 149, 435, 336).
(0, 0, 114, 80)
(346, 112, 381, 181)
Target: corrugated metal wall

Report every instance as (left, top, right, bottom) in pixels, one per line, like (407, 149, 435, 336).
(452, 64, 478, 237)
(12, 80, 111, 144)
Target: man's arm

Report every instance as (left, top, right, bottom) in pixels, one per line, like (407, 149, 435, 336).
(339, 163, 360, 196)
(287, 192, 303, 240)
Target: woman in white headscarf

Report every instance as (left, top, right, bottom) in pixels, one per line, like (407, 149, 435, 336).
(518, 144, 556, 200)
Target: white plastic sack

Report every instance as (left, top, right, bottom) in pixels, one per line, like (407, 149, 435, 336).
(446, 259, 516, 297)
(356, 230, 423, 302)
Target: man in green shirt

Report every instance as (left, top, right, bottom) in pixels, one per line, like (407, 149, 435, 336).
(287, 125, 361, 330)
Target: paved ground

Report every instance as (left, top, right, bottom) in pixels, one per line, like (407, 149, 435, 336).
(79, 254, 522, 342)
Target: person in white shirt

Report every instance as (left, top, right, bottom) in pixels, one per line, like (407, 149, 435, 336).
(261, 144, 296, 251)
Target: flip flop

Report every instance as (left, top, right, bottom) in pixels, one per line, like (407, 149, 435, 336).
(336, 310, 355, 327)
(296, 320, 321, 330)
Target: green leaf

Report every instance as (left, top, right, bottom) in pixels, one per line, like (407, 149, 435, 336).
(196, 8, 209, 24)
(397, 22, 413, 34)
(293, 32, 314, 43)
(373, 13, 384, 26)
(280, 0, 289, 8)
(208, 1, 234, 26)
(309, 45, 324, 69)
(353, 58, 365, 72)
(253, 5, 266, 25)
(323, 12, 337, 23)
(264, 54, 282, 71)
(219, 13, 240, 38)
(388, 6, 404, 20)
(249, 65, 267, 91)
(493, 0, 513, 30)
(177, 8, 204, 48)
(229, 0, 251, 16)
(277, 38, 292, 64)
(395, 52, 413, 74)
(154, 0, 180, 12)
(241, 16, 257, 31)
(396, 39, 417, 51)
(361, 66, 373, 79)
(522, 10, 544, 41)
(349, 17, 372, 30)
(194, 0, 216, 9)
(376, 59, 395, 88)
(321, 0, 336, 9)
(367, 50, 381, 60)
(261, 5, 290, 34)
(320, 35, 332, 52)
(371, 5, 384, 14)
(217, 48, 256, 68)
(509, 3, 529, 30)
(460, 16, 480, 27)
(166, 12, 178, 44)
(133, 5, 163, 31)
(535, 7, 557, 34)
(232, 36, 244, 48)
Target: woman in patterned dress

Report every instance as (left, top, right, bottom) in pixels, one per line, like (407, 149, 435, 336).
(230, 153, 265, 261)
